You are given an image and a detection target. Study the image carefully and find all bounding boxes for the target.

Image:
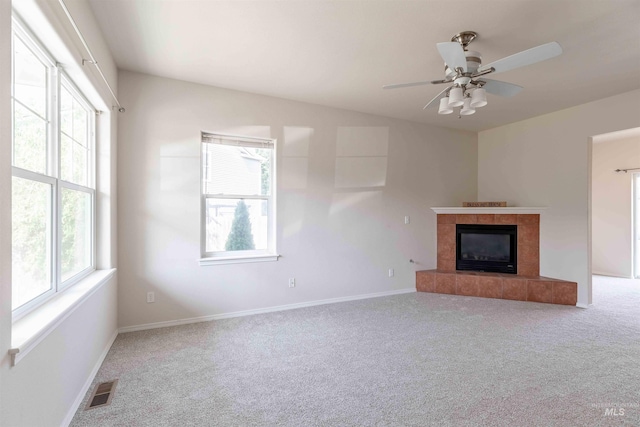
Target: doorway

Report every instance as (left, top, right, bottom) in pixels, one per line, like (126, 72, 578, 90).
(591, 128, 640, 284)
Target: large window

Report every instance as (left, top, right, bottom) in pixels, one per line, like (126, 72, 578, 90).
(201, 133, 276, 262)
(11, 20, 95, 315)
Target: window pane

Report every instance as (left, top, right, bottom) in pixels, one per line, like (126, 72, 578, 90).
(203, 144, 271, 196)
(73, 98, 88, 146)
(60, 86, 73, 137)
(205, 198, 268, 252)
(61, 188, 92, 282)
(12, 177, 52, 310)
(13, 36, 47, 118)
(61, 84, 90, 186)
(61, 134, 88, 186)
(13, 101, 47, 173)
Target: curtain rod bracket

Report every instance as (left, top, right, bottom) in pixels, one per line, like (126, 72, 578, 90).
(82, 59, 97, 66)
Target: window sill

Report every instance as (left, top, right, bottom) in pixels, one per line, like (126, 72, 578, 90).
(199, 254, 280, 266)
(9, 268, 116, 367)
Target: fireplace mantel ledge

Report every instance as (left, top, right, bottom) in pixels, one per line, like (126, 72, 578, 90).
(431, 207, 547, 215)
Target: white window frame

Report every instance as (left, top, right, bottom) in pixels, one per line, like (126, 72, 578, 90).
(11, 17, 96, 319)
(199, 132, 278, 266)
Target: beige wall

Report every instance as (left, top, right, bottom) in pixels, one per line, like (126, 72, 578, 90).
(1, 277, 117, 426)
(478, 90, 640, 306)
(117, 70, 478, 329)
(0, 1, 119, 425)
(592, 134, 640, 278)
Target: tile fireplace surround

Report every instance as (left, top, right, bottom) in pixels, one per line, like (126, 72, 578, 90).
(416, 208, 577, 306)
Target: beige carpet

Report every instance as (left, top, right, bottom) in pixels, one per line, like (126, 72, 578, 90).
(71, 276, 640, 426)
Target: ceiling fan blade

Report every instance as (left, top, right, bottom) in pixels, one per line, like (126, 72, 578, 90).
(480, 79, 523, 97)
(423, 87, 450, 110)
(383, 81, 432, 90)
(436, 42, 467, 72)
(478, 41, 562, 74)
(430, 79, 453, 85)
(383, 78, 452, 89)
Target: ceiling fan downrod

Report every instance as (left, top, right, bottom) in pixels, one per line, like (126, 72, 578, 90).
(451, 31, 478, 50)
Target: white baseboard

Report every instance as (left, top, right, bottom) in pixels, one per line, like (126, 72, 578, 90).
(592, 272, 633, 279)
(576, 302, 591, 309)
(61, 329, 119, 427)
(119, 287, 417, 333)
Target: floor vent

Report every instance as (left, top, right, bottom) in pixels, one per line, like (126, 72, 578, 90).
(85, 380, 118, 410)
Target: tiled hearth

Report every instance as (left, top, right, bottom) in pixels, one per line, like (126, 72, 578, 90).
(416, 208, 577, 306)
(416, 270, 577, 305)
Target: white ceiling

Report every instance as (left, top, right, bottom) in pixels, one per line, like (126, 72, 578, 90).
(88, 0, 640, 132)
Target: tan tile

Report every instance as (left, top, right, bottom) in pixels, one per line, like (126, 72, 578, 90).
(527, 280, 553, 303)
(518, 214, 540, 225)
(477, 214, 495, 224)
(437, 214, 456, 224)
(518, 263, 539, 277)
(416, 271, 436, 293)
(495, 214, 517, 224)
(518, 225, 539, 247)
(435, 273, 456, 294)
(437, 257, 456, 271)
(456, 214, 477, 224)
(456, 274, 479, 296)
(478, 276, 503, 299)
(437, 224, 456, 261)
(503, 278, 527, 301)
(517, 245, 539, 270)
(552, 281, 577, 305)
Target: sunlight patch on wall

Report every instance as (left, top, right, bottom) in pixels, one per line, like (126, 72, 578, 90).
(281, 158, 308, 190)
(335, 126, 389, 189)
(282, 194, 306, 238)
(160, 157, 199, 192)
(336, 126, 389, 157)
(281, 126, 312, 190)
(329, 190, 382, 216)
(335, 157, 387, 188)
(284, 126, 312, 156)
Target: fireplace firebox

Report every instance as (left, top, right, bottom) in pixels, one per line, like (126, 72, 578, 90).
(456, 224, 517, 274)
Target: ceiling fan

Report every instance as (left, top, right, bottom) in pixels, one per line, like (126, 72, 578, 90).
(383, 31, 563, 116)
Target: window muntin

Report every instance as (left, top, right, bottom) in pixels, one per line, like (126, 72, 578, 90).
(201, 134, 275, 259)
(11, 20, 96, 315)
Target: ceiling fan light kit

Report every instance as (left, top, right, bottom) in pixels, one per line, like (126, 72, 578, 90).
(438, 97, 454, 115)
(460, 97, 476, 116)
(448, 86, 465, 107)
(384, 31, 563, 118)
(470, 87, 487, 108)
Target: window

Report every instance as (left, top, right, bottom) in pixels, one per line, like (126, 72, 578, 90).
(201, 133, 276, 263)
(11, 20, 95, 316)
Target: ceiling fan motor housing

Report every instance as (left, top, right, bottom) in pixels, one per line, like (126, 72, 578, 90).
(445, 50, 482, 80)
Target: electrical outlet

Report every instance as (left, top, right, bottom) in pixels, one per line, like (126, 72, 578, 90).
(388, 268, 394, 277)
(288, 278, 296, 288)
(404, 215, 410, 225)
(147, 292, 155, 303)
